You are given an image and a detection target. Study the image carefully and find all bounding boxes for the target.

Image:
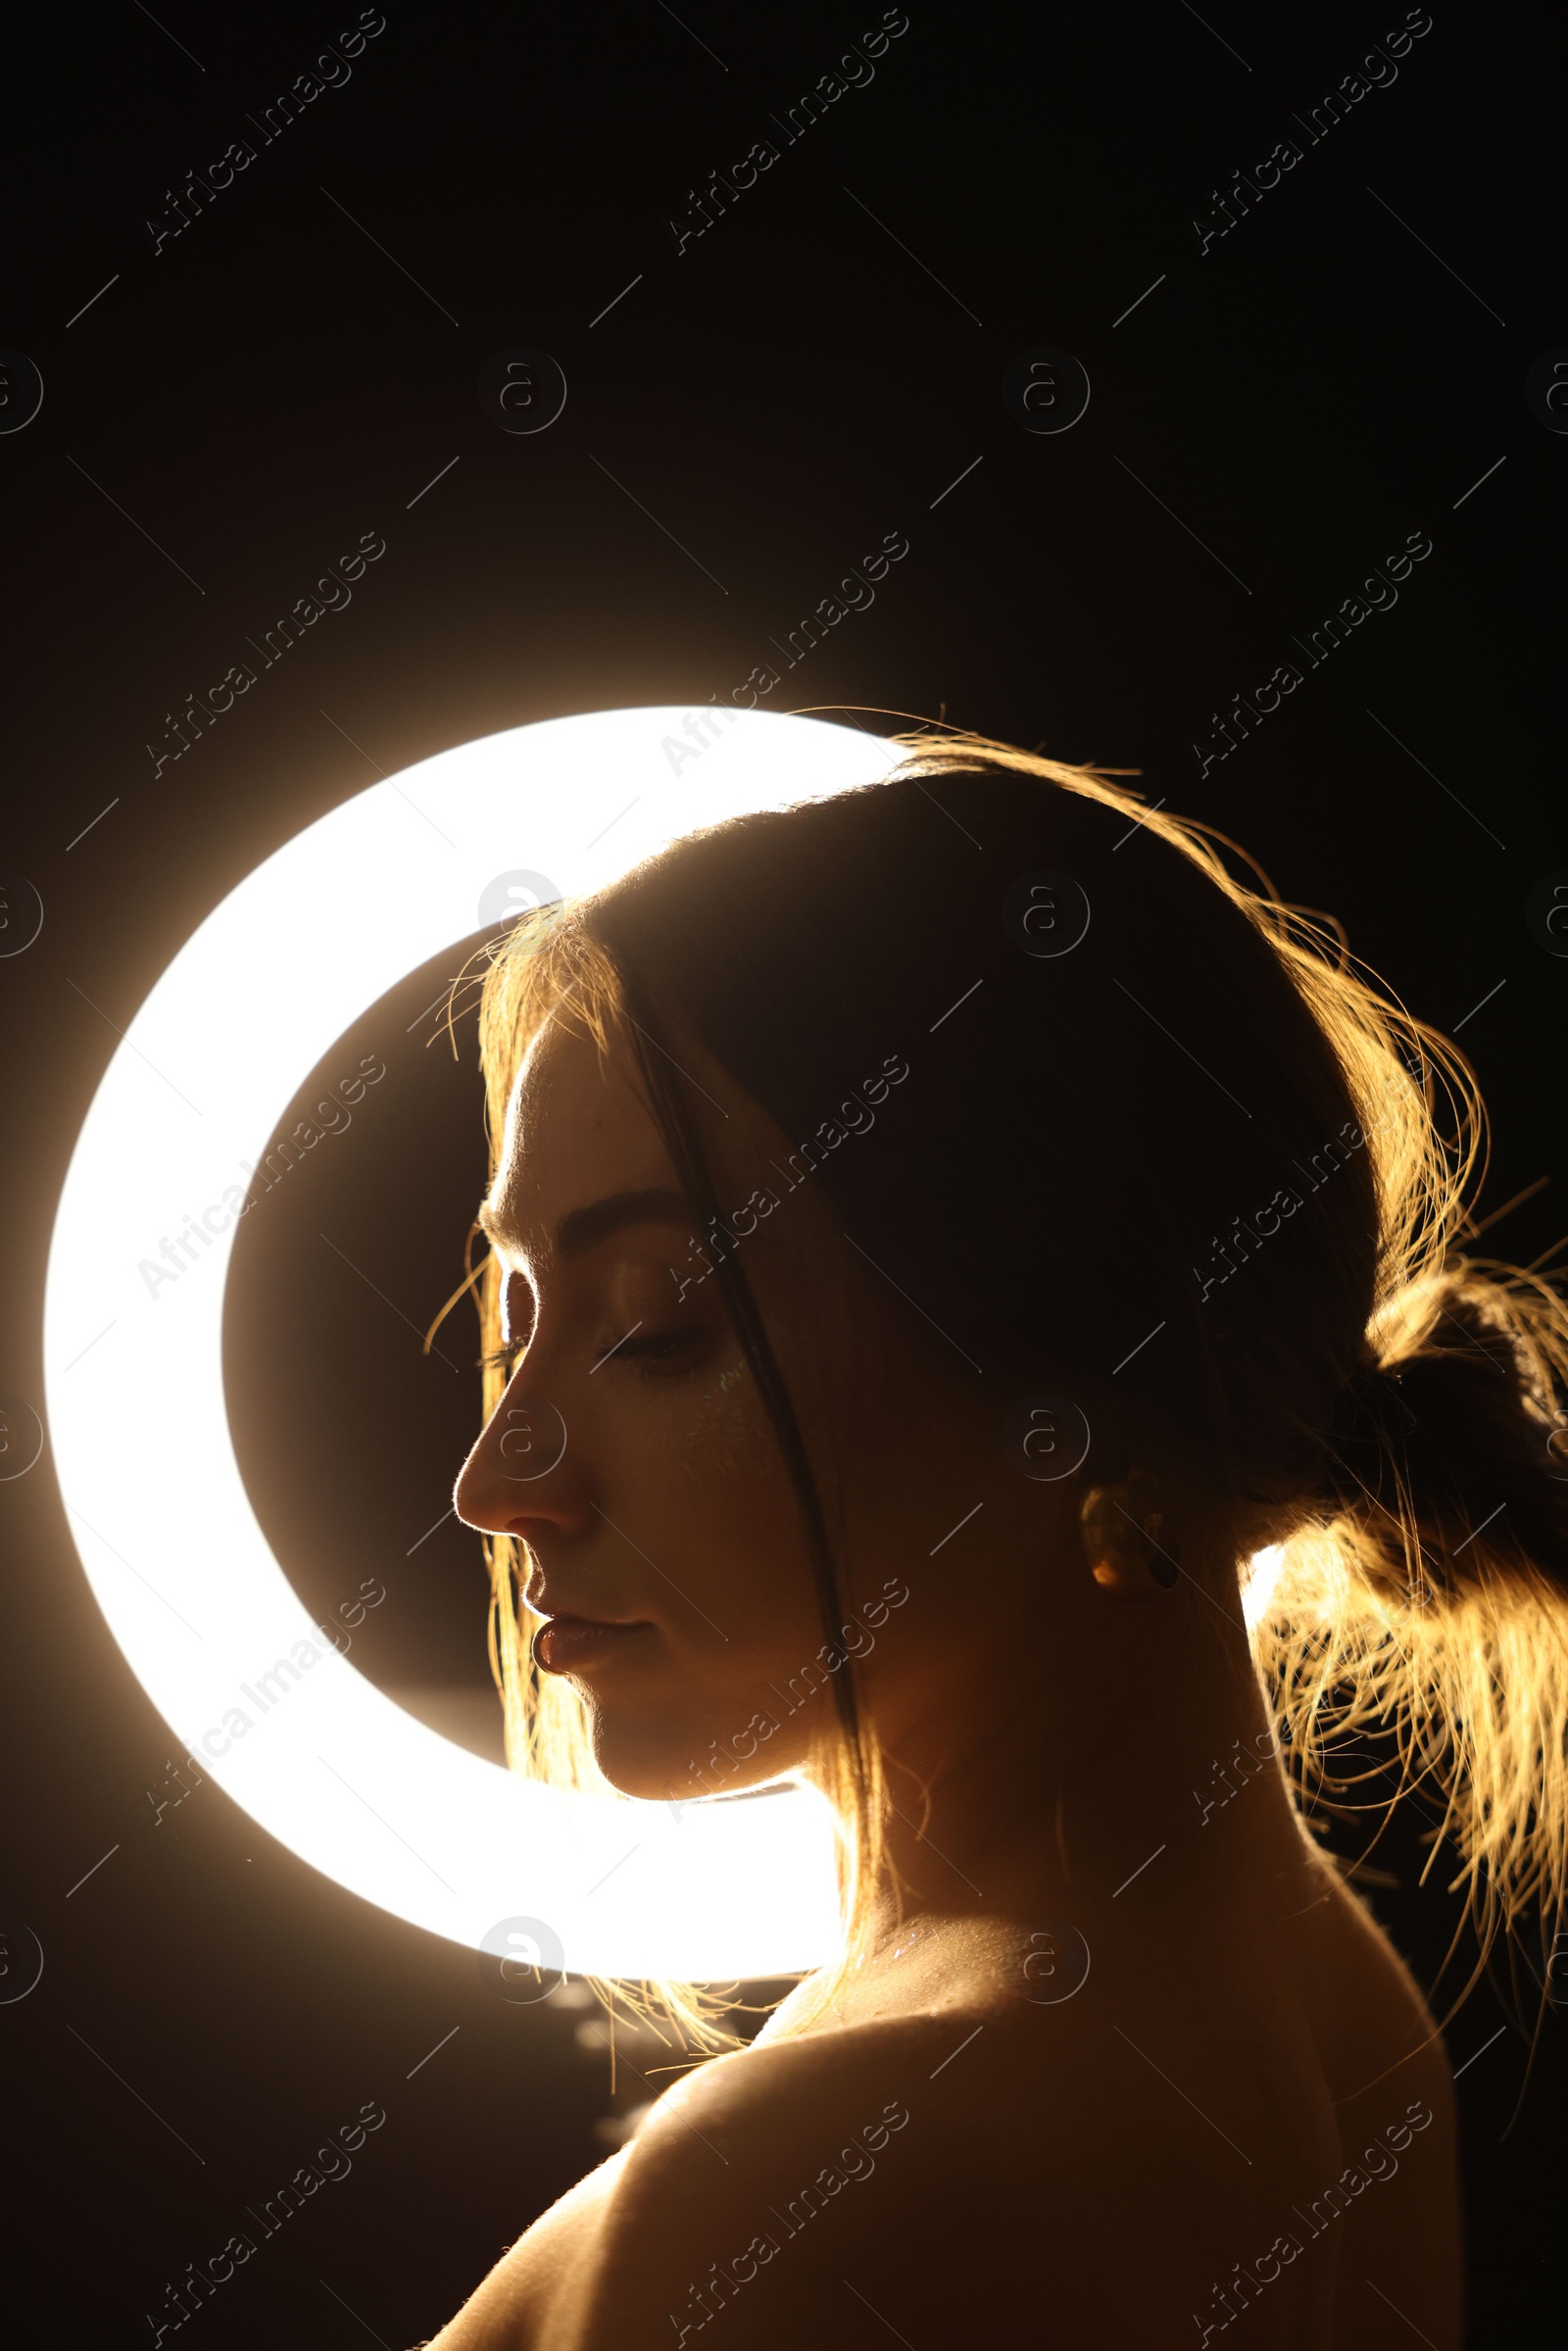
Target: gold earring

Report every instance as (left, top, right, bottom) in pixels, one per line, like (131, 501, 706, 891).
(1080, 1473, 1180, 1598)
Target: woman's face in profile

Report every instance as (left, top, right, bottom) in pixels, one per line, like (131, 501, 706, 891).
(454, 1008, 844, 1801)
(453, 1009, 1054, 1805)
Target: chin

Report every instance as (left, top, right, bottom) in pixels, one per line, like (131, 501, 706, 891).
(579, 1701, 699, 1802)
(594, 1747, 689, 1802)
(584, 1698, 807, 1805)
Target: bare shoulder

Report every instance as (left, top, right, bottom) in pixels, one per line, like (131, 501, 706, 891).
(425, 1884, 1464, 2351)
(420, 2141, 632, 2351)
(417, 2012, 947, 2351)
(558, 2011, 948, 2351)
(521, 1977, 1292, 2350)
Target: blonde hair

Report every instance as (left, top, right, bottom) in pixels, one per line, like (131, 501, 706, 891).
(455, 728, 1568, 2049)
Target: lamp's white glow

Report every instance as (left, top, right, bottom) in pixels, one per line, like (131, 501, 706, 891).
(1242, 1543, 1287, 1629)
(44, 709, 900, 1980)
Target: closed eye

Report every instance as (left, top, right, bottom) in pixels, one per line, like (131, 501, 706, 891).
(597, 1327, 710, 1379)
(483, 1330, 709, 1378)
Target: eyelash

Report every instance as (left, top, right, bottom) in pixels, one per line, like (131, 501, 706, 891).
(610, 1329, 704, 1378)
(479, 1330, 704, 1380)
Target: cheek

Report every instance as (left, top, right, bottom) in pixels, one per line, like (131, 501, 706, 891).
(680, 1365, 777, 1485)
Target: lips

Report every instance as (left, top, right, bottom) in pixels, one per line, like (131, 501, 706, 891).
(532, 1615, 653, 1676)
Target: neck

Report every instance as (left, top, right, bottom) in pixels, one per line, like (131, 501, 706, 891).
(853, 1570, 1312, 1958)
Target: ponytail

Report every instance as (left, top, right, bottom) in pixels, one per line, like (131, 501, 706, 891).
(1255, 1248, 1568, 1957)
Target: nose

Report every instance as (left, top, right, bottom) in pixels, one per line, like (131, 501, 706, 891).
(454, 1383, 590, 1542)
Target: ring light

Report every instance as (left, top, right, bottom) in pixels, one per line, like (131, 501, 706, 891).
(45, 709, 900, 1980)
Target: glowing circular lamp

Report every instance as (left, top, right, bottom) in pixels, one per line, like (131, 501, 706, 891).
(44, 709, 905, 1980)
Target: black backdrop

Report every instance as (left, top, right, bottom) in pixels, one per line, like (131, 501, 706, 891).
(3, 2, 1564, 2343)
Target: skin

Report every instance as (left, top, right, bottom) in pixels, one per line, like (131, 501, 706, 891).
(433, 1007, 1462, 2351)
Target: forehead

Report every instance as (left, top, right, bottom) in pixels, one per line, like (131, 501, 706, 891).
(510, 1013, 650, 1152)
(485, 1015, 677, 1254)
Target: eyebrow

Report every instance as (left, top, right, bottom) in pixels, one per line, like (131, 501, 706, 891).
(478, 1187, 696, 1264)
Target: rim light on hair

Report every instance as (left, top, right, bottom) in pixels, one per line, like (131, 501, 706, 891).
(43, 709, 901, 1980)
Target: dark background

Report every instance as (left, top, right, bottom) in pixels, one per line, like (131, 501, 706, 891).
(2, 1, 1564, 2342)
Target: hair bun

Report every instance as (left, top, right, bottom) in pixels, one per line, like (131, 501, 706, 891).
(1313, 1274, 1568, 1598)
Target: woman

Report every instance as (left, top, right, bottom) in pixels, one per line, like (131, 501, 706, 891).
(428, 732, 1568, 2349)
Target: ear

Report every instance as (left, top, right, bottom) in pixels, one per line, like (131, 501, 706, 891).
(1079, 1474, 1180, 1600)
